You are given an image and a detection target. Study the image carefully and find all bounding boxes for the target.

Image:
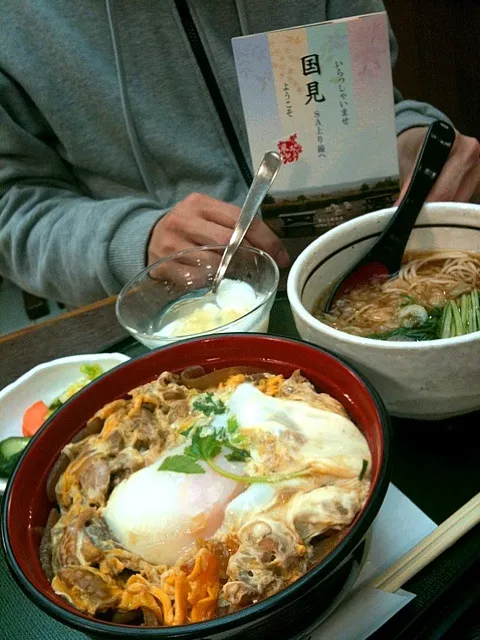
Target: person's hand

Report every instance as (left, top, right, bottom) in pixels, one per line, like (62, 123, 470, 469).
(396, 126, 480, 203)
(148, 192, 290, 267)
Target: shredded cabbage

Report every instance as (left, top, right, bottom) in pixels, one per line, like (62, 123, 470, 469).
(47, 364, 103, 415)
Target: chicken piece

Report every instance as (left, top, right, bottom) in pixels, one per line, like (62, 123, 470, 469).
(221, 580, 257, 607)
(56, 451, 111, 510)
(102, 398, 177, 463)
(77, 456, 110, 506)
(223, 517, 308, 604)
(287, 482, 369, 542)
(278, 370, 348, 418)
(39, 508, 60, 581)
(101, 548, 166, 585)
(108, 447, 145, 487)
(130, 373, 190, 425)
(128, 408, 166, 452)
(84, 517, 118, 552)
(51, 507, 106, 573)
(141, 606, 160, 626)
(103, 427, 124, 453)
(52, 566, 121, 615)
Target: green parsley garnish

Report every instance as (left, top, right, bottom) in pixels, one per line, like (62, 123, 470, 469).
(180, 424, 195, 437)
(224, 448, 250, 462)
(192, 393, 226, 416)
(158, 455, 205, 474)
(227, 416, 239, 433)
(159, 410, 308, 484)
(185, 430, 221, 460)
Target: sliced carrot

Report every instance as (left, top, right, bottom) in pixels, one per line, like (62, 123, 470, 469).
(22, 401, 49, 437)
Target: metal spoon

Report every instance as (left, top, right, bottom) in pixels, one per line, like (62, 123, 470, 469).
(210, 150, 282, 293)
(324, 120, 456, 311)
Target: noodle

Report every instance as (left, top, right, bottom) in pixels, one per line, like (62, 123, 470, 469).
(315, 251, 480, 338)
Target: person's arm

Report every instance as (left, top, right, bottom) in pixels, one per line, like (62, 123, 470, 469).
(0, 71, 289, 308)
(0, 70, 164, 307)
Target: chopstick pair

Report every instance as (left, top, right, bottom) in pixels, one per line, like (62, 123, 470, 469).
(370, 491, 480, 593)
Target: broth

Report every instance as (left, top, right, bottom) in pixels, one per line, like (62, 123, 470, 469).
(314, 251, 480, 340)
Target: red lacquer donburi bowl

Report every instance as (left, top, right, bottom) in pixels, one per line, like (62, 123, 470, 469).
(1, 334, 391, 640)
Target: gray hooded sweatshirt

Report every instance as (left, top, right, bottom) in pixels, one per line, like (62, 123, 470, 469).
(0, 0, 450, 306)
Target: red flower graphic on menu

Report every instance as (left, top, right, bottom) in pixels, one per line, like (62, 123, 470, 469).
(277, 133, 303, 164)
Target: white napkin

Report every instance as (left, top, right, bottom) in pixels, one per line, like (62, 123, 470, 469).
(308, 484, 437, 640)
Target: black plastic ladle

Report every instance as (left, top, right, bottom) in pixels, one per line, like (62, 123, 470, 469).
(324, 120, 456, 312)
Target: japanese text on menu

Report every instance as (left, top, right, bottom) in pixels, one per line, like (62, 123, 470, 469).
(301, 54, 327, 159)
(335, 60, 349, 125)
(301, 54, 325, 105)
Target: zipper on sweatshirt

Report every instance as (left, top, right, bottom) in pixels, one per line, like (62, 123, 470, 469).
(174, 0, 253, 187)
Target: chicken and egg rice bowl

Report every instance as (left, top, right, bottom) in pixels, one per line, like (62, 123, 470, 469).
(40, 367, 372, 628)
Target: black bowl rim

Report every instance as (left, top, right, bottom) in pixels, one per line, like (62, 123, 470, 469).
(1, 333, 392, 638)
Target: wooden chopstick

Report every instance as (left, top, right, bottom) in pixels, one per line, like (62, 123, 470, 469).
(370, 491, 480, 593)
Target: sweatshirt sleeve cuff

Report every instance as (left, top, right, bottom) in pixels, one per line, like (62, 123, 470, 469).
(108, 208, 166, 286)
(395, 99, 454, 137)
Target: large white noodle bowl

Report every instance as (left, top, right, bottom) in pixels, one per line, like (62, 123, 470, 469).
(287, 203, 480, 420)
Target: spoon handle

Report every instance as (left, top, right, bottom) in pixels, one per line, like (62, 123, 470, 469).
(211, 151, 282, 293)
(366, 120, 456, 271)
(324, 120, 455, 312)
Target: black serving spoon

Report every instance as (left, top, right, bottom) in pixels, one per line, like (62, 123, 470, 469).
(324, 120, 456, 312)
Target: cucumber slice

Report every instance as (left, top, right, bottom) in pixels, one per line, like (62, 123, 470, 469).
(0, 436, 30, 479)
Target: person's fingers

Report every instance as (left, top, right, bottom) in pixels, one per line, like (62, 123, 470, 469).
(183, 215, 237, 247)
(427, 139, 480, 201)
(451, 163, 480, 202)
(201, 199, 242, 228)
(149, 192, 290, 272)
(396, 135, 480, 204)
(149, 219, 220, 265)
(424, 161, 464, 202)
(151, 241, 222, 269)
(244, 216, 290, 268)
(148, 243, 223, 288)
(394, 173, 411, 205)
(197, 195, 290, 268)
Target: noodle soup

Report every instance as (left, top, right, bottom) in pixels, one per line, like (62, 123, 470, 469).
(314, 251, 480, 341)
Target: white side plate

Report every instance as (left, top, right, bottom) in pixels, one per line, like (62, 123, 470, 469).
(0, 353, 130, 494)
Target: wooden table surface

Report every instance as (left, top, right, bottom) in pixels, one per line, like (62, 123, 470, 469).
(0, 297, 128, 390)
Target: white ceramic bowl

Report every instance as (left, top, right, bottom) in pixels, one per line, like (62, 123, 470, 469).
(287, 203, 480, 420)
(0, 353, 130, 493)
